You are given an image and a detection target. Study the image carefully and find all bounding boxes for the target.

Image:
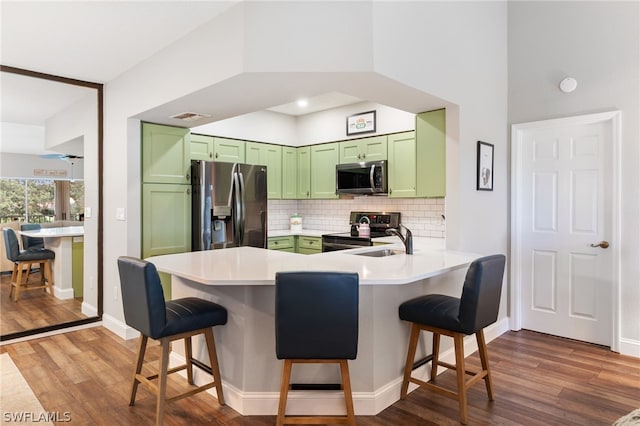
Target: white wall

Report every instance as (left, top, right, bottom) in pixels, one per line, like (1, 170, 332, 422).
(508, 1, 640, 352)
(0, 153, 84, 180)
(101, 2, 508, 337)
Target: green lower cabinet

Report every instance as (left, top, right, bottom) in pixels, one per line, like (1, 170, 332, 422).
(297, 236, 322, 254)
(268, 236, 295, 252)
(72, 239, 83, 298)
(268, 235, 321, 254)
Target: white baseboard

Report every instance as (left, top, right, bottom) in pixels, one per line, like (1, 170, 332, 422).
(53, 286, 74, 300)
(168, 317, 511, 416)
(81, 302, 97, 317)
(618, 338, 640, 358)
(101, 314, 139, 340)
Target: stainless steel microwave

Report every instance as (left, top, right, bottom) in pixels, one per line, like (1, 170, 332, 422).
(336, 160, 388, 195)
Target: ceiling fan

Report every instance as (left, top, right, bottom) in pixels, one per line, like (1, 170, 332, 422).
(40, 153, 84, 160)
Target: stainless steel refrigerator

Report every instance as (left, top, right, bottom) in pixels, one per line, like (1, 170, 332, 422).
(192, 160, 268, 250)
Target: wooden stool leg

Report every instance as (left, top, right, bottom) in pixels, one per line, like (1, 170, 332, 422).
(431, 332, 441, 381)
(43, 260, 54, 297)
(476, 329, 494, 400)
(9, 264, 17, 299)
(185, 336, 194, 385)
(339, 359, 356, 426)
(156, 338, 170, 426)
(130, 335, 148, 405)
(204, 328, 225, 405)
(401, 323, 421, 399)
(453, 333, 468, 425)
(276, 359, 293, 426)
(14, 264, 24, 302)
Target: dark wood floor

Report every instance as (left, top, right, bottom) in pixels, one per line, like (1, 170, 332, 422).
(1, 327, 638, 425)
(1, 270, 86, 335)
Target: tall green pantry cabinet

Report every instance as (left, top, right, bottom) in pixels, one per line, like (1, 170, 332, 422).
(141, 123, 192, 299)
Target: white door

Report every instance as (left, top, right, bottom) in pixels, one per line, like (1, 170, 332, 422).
(511, 112, 620, 347)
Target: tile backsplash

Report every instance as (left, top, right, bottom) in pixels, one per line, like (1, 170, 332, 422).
(268, 197, 445, 238)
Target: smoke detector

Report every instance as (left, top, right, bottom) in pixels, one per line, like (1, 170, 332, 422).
(170, 112, 211, 122)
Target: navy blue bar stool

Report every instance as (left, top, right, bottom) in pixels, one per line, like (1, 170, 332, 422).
(117, 256, 227, 425)
(19, 223, 45, 281)
(3, 227, 54, 301)
(398, 254, 506, 424)
(275, 271, 359, 426)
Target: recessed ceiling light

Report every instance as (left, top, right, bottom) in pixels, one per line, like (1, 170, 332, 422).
(297, 99, 308, 108)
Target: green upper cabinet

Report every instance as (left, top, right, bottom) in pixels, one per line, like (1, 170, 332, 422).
(142, 123, 191, 184)
(282, 147, 297, 199)
(387, 109, 446, 198)
(388, 131, 417, 198)
(245, 141, 282, 199)
(415, 109, 446, 197)
(190, 133, 214, 160)
(339, 135, 387, 163)
(310, 143, 339, 199)
(296, 146, 311, 199)
(213, 137, 245, 163)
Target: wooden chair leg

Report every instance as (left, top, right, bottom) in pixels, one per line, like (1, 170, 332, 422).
(401, 323, 421, 399)
(276, 359, 293, 426)
(453, 333, 468, 425)
(130, 335, 148, 405)
(156, 338, 170, 426)
(184, 336, 194, 385)
(476, 330, 494, 400)
(431, 332, 441, 381)
(339, 359, 356, 426)
(203, 328, 225, 405)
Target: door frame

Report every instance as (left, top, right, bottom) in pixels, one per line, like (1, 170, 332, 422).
(510, 110, 622, 351)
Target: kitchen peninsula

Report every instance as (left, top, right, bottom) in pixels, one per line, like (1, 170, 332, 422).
(148, 238, 484, 416)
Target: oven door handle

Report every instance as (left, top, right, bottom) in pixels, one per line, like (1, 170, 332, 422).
(322, 241, 372, 251)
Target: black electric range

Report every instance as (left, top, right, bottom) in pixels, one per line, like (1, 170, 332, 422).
(322, 212, 401, 252)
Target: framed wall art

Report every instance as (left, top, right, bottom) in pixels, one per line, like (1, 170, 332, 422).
(476, 141, 494, 191)
(346, 110, 376, 136)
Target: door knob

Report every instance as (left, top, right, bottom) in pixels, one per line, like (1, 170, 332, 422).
(590, 241, 610, 249)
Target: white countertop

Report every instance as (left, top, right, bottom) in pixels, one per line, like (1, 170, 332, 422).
(148, 237, 478, 286)
(19, 226, 84, 238)
(268, 229, 330, 238)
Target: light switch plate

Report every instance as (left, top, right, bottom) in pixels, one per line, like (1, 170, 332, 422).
(84, 207, 92, 218)
(116, 207, 126, 221)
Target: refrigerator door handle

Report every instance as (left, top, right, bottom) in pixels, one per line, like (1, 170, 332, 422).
(238, 171, 246, 244)
(233, 170, 242, 244)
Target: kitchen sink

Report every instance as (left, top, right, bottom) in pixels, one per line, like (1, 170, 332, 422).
(353, 248, 405, 257)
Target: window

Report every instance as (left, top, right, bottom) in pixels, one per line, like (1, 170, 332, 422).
(0, 178, 84, 224)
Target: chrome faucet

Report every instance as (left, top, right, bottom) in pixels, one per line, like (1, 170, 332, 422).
(386, 224, 413, 254)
